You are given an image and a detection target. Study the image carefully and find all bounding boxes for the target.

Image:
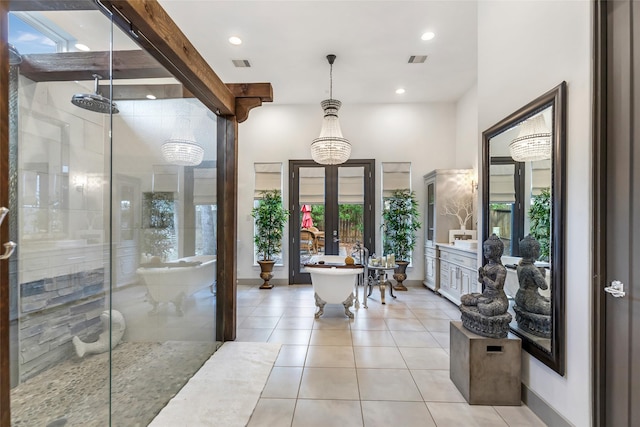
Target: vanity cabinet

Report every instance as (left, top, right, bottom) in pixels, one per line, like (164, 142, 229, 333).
(423, 169, 475, 294)
(423, 169, 473, 248)
(423, 246, 438, 291)
(437, 244, 478, 305)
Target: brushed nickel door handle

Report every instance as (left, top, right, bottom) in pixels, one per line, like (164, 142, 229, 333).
(0, 207, 17, 260)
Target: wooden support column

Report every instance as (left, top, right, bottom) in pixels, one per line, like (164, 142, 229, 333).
(216, 115, 238, 341)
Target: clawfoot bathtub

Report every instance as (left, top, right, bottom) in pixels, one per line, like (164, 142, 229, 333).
(137, 255, 216, 315)
(306, 256, 363, 318)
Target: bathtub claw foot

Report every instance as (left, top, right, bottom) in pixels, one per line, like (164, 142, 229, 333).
(173, 293, 186, 316)
(342, 293, 355, 318)
(314, 292, 326, 318)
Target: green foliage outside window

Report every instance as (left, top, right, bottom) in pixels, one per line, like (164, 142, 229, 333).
(529, 188, 551, 261)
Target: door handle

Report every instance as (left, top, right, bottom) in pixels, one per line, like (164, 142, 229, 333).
(604, 280, 626, 298)
(0, 207, 17, 260)
(0, 241, 17, 260)
(0, 207, 8, 226)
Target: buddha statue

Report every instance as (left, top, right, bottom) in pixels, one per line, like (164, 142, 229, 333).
(460, 234, 512, 338)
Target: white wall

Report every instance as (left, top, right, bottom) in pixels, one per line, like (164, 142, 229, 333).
(478, 1, 592, 425)
(237, 102, 459, 282)
(455, 82, 479, 171)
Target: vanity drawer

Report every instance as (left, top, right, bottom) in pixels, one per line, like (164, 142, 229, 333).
(440, 250, 476, 269)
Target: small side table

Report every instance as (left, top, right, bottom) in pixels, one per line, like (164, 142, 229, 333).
(366, 265, 397, 305)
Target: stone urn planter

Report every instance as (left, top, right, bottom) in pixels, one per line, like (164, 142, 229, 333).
(393, 260, 409, 291)
(258, 260, 276, 289)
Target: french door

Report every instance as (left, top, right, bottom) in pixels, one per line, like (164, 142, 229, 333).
(594, 0, 640, 425)
(289, 159, 374, 284)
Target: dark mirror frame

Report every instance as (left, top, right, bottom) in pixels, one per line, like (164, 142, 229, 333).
(482, 81, 566, 375)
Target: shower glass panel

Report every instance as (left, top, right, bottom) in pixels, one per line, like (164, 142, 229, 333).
(7, 5, 218, 425)
(8, 8, 115, 425)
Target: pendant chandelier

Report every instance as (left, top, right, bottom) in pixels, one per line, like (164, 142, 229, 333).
(311, 54, 351, 165)
(161, 115, 204, 166)
(509, 114, 551, 162)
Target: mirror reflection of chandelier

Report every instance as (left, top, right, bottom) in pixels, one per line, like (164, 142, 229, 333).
(509, 114, 551, 162)
(161, 115, 204, 166)
(310, 54, 351, 165)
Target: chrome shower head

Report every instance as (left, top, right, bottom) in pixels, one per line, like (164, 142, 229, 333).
(8, 44, 22, 65)
(71, 74, 119, 114)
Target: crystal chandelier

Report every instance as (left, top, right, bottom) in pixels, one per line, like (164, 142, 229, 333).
(161, 115, 204, 166)
(311, 54, 351, 165)
(509, 114, 551, 162)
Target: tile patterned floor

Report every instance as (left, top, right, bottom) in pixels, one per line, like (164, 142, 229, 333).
(240, 283, 547, 427)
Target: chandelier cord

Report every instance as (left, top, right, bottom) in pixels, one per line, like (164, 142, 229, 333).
(329, 62, 333, 100)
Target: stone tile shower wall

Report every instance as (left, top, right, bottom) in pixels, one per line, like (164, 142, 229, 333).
(19, 267, 106, 380)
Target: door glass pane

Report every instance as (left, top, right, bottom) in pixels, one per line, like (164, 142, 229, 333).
(338, 166, 364, 258)
(299, 167, 325, 265)
(489, 163, 516, 255)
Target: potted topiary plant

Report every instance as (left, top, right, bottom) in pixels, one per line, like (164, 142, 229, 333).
(251, 189, 289, 289)
(382, 189, 421, 290)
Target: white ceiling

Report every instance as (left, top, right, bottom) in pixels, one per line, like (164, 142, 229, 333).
(157, 0, 478, 106)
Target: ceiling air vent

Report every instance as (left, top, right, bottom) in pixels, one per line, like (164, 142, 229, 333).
(408, 55, 428, 64)
(232, 59, 251, 68)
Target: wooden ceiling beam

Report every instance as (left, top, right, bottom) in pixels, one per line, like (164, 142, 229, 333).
(227, 83, 273, 123)
(99, 0, 236, 116)
(18, 50, 173, 82)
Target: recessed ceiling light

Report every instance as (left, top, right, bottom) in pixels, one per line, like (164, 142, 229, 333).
(75, 43, 90, 51)
(228, 36, 242, 45)
(421, 31, 435, 41)
(395, 88, 406, 95)
(146, 94, 157, 100)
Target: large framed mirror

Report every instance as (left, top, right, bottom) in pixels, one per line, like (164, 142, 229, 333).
(482, 82, 566, 375)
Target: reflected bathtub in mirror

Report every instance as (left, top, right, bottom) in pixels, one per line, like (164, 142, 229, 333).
(482, 82, 566, 375)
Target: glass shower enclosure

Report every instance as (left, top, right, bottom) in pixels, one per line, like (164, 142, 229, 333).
(5, 4, 218, 425)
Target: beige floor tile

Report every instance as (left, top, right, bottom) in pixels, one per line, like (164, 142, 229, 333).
(268, 329, 312, 345)
(292, 399, 363, 427)
(361, 401, 436, 427)
(351, 329, 396, 346)
(420, 318, 453, 332)
(275, 316, 314, 329)
(312, 316, 353, 330)
(305, 345, 355, 368)
(416, 309, 452, 320)
(380, 307, 418, 319)
(310, 329, 352, 346)
(354, 309, 386, 319)
(494, 405, 547, 426)
(430, 331, 451, 348)
(357, 368, 423, 401)
(298, 367, 360, 400)
(235, 328, 273, 342)
(390, 330, 440, 347)
(411, 369, 466, 402)
(405, 302, 440, 310)
(261, 367, 303, 398)
(427, 402, 509, 426)
(354, 346, 407, 369)
(385, 318, 427, 331)
(350, 317, 389, 330)
(282, 307, 317, 317)
(239, 316, 281, 329)
(247, 398, 296, 427)
(274, 345, 308, 367)
(399, 347, 450, 370)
